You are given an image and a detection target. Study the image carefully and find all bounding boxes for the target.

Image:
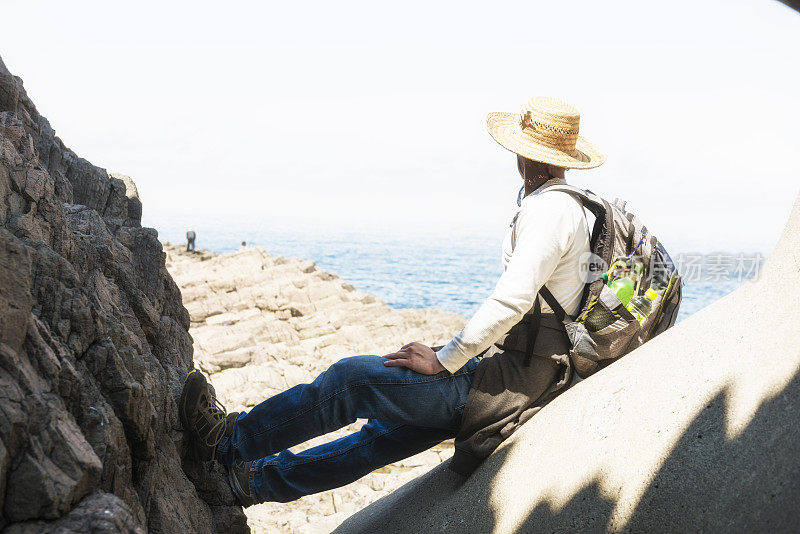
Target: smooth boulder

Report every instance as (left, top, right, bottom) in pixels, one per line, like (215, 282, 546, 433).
(335, 192, 800, 533)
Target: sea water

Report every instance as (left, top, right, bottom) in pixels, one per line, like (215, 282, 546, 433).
(152, 218, 761, 324)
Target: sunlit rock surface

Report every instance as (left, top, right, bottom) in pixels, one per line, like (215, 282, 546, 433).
(165, 244, 465, 410)
(164, 244, 465, 533)
(0, 57, 247, 532)
(334, 193, 800, 533)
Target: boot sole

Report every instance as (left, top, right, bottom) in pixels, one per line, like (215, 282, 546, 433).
(228, 462, 254, 507)
(179, 369, 206, 430)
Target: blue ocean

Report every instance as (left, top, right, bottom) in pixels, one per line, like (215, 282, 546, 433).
(151, 218, 762, 324)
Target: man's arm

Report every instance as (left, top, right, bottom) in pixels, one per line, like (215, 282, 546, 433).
(434, 192, 577, 373)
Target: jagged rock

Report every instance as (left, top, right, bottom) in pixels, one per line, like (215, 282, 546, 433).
(333, 194, 800, 533)
(0, 57, 247, 531)
(3, 492, 144, 534)
(163, 244, 467, 532)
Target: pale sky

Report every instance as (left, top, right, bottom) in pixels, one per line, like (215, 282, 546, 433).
(2, 0, 799, 252)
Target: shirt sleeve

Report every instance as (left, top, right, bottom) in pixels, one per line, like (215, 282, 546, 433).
(435, 192, 577, 373)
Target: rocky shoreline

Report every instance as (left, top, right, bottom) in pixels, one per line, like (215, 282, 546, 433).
(164, 244, 466, 533)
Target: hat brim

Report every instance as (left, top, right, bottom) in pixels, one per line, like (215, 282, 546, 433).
(486, 112, 606, 169)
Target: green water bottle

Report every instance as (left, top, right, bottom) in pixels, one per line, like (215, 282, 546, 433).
(627, 287, 659, 324)
(609, 276, 635, 306)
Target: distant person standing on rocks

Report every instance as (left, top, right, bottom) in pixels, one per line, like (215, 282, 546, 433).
(186, 230, 196, 252)
(239, 241, 247, 251)
(180, 97, 604, 506)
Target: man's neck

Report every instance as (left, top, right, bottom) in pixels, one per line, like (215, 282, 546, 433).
(524, 175, 566, 196)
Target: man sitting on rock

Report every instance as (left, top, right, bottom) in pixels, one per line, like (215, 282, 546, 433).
(180, 97, 603, 506)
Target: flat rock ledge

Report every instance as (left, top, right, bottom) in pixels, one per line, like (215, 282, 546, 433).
(164, 244, 466, 533)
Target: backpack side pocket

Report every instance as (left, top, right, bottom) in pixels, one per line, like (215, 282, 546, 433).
(566, 285, 640, 378)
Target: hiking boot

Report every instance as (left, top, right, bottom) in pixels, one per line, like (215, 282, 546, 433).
(179, 369, 239, 461)
(228, 460, 254, 507)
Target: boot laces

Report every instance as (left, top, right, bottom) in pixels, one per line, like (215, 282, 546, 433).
(193, 391, 228, 448)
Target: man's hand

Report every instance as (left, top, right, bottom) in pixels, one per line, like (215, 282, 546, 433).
(383, 342, 446, 375)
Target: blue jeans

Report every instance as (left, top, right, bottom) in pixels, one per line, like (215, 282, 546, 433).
(216, 354, 481, 503)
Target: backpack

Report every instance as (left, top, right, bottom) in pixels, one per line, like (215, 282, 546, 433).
(537, 185, 683, 378)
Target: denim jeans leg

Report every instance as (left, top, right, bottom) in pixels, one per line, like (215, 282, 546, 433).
(249, 420, 458, 503)
(216, 354, 480, 466)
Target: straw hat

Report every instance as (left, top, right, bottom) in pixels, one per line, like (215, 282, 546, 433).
(487, 96, 605, 169)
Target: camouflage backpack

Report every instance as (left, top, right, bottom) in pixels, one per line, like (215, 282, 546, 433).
(538, 185, 683, 378)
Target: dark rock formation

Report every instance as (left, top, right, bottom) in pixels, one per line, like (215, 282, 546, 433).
(0, 56, 248, 532)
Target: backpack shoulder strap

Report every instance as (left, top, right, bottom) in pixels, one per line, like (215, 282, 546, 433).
(545, 184, 615, 265)
(537, 184, 614, 320)
(541, 184, 606, 218)
(535, 185, 586, 322)
(523, 297, 542, 367)
(539, 286, 572, 324)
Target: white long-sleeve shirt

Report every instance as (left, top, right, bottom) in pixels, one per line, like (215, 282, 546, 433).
(436, 180, 590, 373)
